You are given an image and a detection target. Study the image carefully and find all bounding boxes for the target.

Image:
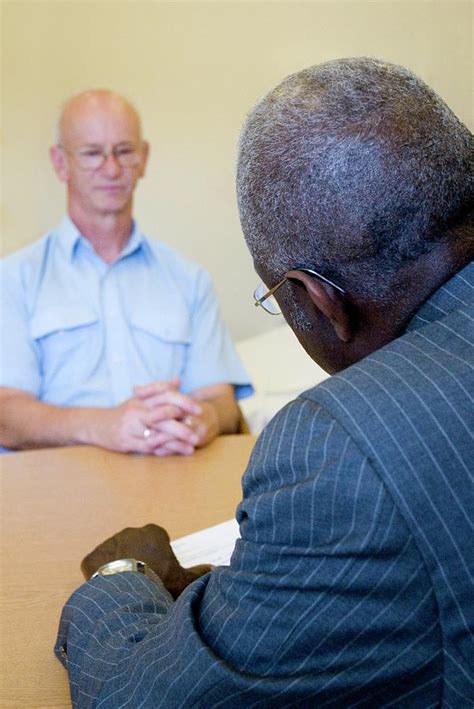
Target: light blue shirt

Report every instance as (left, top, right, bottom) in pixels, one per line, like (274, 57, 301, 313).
(0, 217, 252, 408)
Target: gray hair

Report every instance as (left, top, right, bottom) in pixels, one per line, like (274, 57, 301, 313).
(237, 57, 473, 302)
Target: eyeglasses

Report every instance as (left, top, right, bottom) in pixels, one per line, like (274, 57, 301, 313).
(253, 267, 346, 315)
(59, 143, 143, 170)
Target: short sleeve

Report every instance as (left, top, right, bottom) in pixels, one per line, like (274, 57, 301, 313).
(180, 270, 253, 400)
(0, 259, 41, 396)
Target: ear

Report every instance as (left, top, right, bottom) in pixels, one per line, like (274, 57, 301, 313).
(286, 269, 353, 342)
(138, 141, 150, 178)
(49, 145, 70, 183)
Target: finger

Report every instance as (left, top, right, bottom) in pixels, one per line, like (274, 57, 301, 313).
(124, 407, 176, 450)
(142, 390, 202, 415)
(181, 414, 206, 434)
(153, 440, 195, 456)
(144, 404, 185, 425)
(139, 430, 182, 453)
(181, 415, 208, 447)
(134, 378, 180, 399)
(152, 419, 200, 446)
(127, 429, 175, 455)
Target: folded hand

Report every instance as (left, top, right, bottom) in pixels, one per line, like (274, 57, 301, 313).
(134, 381, 219, 456)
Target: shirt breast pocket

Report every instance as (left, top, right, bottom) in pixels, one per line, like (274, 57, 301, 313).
(31, 306, 100, 370)
(128, 309, 192, 381)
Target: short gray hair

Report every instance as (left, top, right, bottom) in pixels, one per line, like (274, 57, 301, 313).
(237, 58, 473, 301)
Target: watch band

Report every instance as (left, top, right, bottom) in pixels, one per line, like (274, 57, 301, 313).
(90, 558, 163, 589)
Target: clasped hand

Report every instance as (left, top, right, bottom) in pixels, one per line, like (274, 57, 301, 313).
(98, 378, 219, 455)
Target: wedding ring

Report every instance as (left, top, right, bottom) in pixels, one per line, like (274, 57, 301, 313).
(183, 416, 193, 428)
(143, 428, 151, 439)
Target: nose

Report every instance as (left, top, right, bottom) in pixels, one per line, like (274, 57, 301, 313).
(100, 151, 122, 177)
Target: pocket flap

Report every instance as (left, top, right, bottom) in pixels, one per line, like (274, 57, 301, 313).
(129, 309, 191, 344)
(30, 306, 99, 339)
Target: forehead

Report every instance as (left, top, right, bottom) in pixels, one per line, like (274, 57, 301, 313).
(61, 98, 141, 146)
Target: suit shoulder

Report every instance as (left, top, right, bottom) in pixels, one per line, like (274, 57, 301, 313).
(302, 310, 473, 418)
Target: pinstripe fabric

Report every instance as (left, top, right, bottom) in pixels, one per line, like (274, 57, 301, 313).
(55, 263, 474, 707)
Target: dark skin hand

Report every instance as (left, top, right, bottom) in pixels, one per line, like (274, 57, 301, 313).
(81, 523, 212, 600)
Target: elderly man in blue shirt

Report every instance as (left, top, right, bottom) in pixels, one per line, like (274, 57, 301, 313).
(0, 90, 251, 455)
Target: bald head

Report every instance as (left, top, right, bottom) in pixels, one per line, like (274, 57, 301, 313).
(57, 89, 143, 146)
(50, 88, 149, 227)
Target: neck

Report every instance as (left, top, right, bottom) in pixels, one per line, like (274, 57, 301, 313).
(68, 203, 133, 263)
(337, 241, 471, 370)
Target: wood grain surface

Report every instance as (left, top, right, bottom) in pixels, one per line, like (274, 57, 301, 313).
(0, 435, 255, 707)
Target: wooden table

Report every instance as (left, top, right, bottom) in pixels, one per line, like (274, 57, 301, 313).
(0, 435, 255, 708)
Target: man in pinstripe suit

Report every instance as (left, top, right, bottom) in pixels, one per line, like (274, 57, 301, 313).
(55, 58, 473, 707)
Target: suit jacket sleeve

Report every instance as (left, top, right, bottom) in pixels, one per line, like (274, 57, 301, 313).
(55, 396, 442, 707)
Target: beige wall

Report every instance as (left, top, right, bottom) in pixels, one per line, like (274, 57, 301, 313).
(2, 0, 472, 340)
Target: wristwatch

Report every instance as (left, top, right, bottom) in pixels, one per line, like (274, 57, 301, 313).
(91, 558, 162, 586)
(57, 560, 161, 666)
(92, 558, 147, 577)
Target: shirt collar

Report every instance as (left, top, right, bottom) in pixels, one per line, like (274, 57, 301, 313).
(56, 216, 81, 261)
(57, 215, 146, 263)
(406, 261, 474, 333)
(119, 220, 144, 259)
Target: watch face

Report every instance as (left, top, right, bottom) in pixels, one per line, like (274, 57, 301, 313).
(97, 559, 144, 576)
(100, 559, 135, 575)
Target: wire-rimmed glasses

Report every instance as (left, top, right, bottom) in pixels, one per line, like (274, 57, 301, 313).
(58, 142, 144, 170)
(253, 267, 346, 315)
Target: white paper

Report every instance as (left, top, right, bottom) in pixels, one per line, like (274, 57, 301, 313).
(171, 518, 240, 568)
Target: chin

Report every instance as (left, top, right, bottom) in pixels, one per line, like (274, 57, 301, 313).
(94, 196, 130, 214)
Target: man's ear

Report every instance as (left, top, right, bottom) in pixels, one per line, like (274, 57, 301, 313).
(49, 145, 69, 183)
(138, 141, 150, 178)
(286, 269, 353, 342)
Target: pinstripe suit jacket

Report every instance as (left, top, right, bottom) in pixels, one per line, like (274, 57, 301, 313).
(55, 263, 474, 708)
